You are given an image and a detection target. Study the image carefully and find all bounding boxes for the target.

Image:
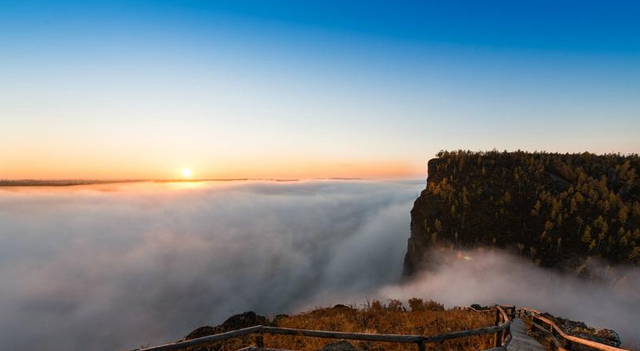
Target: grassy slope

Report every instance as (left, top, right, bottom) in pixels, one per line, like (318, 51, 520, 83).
(179, 300, 495, 351)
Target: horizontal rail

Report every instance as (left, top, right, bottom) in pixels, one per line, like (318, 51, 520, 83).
(496, 306, 511, 323)
(136, 325, 263, 351)
(260, 326, 425, 343)
(519, 308, 632, 351)
(422, 323, 509, 343)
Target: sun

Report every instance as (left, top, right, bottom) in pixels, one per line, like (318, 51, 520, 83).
(181, 168, 192, 178)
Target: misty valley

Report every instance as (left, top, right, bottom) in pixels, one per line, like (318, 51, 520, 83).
(1, 152, 639, 351)
(3, 2, 639, 351)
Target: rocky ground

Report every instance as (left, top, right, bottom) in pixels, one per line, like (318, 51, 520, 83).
(133, 304, 624, 351)
(538, 312, 621, 347)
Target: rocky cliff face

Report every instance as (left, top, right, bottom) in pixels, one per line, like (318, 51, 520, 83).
(403, 151, 640, 278)
(403, 158, 445, 277)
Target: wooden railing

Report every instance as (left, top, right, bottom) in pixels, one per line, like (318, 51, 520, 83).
(518, 308, 632, 351)
(130, 305, 633, 351)
(134, 305, 513, 351)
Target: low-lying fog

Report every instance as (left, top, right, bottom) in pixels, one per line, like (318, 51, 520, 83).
(0, 180, 638, 351)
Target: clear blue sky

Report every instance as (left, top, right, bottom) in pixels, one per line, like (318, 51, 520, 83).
(1, 0, 639, 179)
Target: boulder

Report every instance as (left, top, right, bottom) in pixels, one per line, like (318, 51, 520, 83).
(185, 311, 269, 340)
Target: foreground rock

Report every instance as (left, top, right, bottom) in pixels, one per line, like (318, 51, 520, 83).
(186, 311, 269, 340)
(539, 312, 622, 347)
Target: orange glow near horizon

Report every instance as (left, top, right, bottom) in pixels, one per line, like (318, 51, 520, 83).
(0, 155, 422, 181)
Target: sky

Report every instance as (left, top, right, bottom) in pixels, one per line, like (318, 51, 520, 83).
(1, 0, 639, 179)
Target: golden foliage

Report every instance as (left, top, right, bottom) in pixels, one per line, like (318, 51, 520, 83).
(181, 301, 495, 351)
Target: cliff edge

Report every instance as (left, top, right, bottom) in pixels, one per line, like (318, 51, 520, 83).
(403, 150, 640, 278)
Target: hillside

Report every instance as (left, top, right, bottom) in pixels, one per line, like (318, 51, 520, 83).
(404, 150, 640, 277)
(171, 300, 495, 351)
(141, 301, 625, 351)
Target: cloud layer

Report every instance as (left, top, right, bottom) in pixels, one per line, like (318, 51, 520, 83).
(0, 180, 422, 351)
(0, 180, 638, 350)
(381, 249, 640, 347)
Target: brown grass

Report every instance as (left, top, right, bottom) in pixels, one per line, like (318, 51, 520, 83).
(180, 299, 496, 351)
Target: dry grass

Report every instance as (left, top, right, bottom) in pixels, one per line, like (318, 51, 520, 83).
(180, 299, 496, 351)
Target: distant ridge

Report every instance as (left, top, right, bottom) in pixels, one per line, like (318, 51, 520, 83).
(0, 179, 143, 187)
(0, 178, 363, 187)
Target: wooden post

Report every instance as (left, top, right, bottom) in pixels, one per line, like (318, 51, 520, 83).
(494, 308, 503, 348)
(565, 339, 573, 351)
(417, 341, 426, 351)
(530, 316, 537, 332)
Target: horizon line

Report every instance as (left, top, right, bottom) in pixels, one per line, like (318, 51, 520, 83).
(0, 177, 401, 187)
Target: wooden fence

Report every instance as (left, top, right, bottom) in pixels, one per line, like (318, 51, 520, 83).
(518, 308, 632, 351)
(131, 305, 632, 351)
(134, 305, 513, 351)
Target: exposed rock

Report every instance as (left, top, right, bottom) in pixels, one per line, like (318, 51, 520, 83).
(540, 312, 622, 347)
(185, 311, 269, 340)
(470, 304, 491, 311)
(317, 341, 359, 351)
(185, 325, 218, 340)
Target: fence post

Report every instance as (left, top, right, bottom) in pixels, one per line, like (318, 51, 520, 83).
(494, 308, 503, 348)
(417, 341, 426, 351)
(256, 334, 264, 348)
(530, 316, 536, 332)
(565, 339, 573, 351)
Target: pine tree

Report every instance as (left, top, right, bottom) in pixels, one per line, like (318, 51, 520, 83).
(462, 186, 470, 205)
(570, 198, 578, 213)
(633, 202, 640, 217)
(620, 235, 628, 247)
(619, 205, 629, 224)
(582, 225, 592, 243)
(516, 243, 525, 256)
(545, 220, 554, 231)
(434, 218, 442, 233)
(503, 191, 512, 204)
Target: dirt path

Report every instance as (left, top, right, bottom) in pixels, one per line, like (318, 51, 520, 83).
(507, 318, 547, 351)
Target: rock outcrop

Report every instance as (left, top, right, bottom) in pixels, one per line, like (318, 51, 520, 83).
(539, 312, 622, 347)
(185, 311, 269, 340)
(403, 151, 640, 278)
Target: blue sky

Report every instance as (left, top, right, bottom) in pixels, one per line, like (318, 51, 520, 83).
(1, 0, 639, 179)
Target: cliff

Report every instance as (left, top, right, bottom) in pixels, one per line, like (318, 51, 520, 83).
(403, 150, 640, 278)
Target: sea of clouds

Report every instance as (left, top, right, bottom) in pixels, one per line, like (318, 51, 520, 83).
(0, 180, 638, 351)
